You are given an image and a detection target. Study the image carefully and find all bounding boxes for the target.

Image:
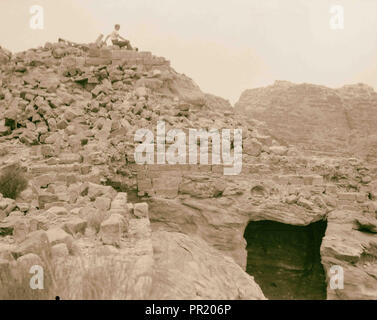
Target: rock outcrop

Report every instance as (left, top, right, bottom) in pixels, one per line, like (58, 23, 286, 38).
(0, 40, 376, 300)
(235, 81, 377, 159)
(0, 40, 262, 299)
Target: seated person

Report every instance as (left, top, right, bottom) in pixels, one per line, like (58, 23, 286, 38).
(105, 24, 134, 50)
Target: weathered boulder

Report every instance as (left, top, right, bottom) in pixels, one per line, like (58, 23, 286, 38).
(45, 206, 68, 216)
(151, 231, 266, 300)
(46, 228, 73, 249)
(243, 138, 262, 157)
(0, 47, 11, 64)
(133, 203, 149, 219)
(354, 215, 377, 233)
(94, 196, 111, 211)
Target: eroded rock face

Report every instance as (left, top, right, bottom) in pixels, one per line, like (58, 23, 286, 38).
(244, 220, 327, 300)
(148, 176, 330, 271)
(321, 209, 377, 300)
(0, 47, 11, 65)
(0, 40, 265, 299)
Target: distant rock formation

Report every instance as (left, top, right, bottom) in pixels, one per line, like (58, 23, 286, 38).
(235, 81, 377, 158)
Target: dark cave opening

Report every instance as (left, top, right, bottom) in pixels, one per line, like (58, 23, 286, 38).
(244, 220, 327, 300)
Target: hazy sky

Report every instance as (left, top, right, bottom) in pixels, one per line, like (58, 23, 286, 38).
(0, 0, 376, 103)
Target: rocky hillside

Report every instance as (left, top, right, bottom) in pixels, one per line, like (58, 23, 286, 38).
(0, 42, 377, 300)
(235, 80, 377, 159)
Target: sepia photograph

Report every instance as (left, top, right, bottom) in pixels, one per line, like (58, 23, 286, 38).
(0, 0, 376, 311)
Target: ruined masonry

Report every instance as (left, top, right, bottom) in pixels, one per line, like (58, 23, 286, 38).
(0, 41, 376, 300)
